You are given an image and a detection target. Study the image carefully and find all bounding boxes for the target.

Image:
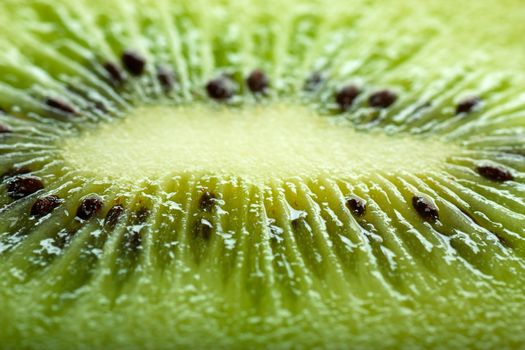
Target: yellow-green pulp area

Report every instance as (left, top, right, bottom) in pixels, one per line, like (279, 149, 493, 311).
(60, 104, 459, 182)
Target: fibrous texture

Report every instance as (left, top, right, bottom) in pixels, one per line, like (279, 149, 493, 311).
(0, 0, 524, 348)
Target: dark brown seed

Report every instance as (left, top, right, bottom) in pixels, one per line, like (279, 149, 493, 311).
(345, 195, 367, 217)
(45, 97, 77, 115)
(7, 176, 44, 200)
(135, 207, 150, 223)
(104, 204, 125, 227)
(412, 196, 439, 222)
(31, 195, 62, 217)
(476, 165, 514, 182)
(128, 231, 142, 250)
(456, 96, 481, 115)
(76, 196, 104, 220)
(335, 85, 360, 111)
(1, 167, 31, 182)
(199, 191, 216, 212)
(54, 229, 77, 250)
(206, 77, 235, 100)
(124, 208, 149, 249)
(0, 124, 12, 134)
(291, 217, 303, 230)
(92, 100, 108, 113)
(122, 50, 146, 76)
(246, 69, 269, 93)
(368, 90, 398, 109)
(103, 61, 125, 84)
(197, 220, 213, 240)
(304, 72, 323, 92)
(157, 66, 176, 91)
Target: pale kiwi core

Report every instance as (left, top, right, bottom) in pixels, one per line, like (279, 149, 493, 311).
(60, 104, 458, 182)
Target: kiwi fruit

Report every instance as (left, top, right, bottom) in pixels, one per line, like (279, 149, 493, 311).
(0, 0, 524, 349)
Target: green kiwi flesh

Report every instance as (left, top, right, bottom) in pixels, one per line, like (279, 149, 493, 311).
(0, 0, 524, 349)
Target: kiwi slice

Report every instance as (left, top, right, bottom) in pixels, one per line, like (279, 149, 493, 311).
(0, 0, 524, 348)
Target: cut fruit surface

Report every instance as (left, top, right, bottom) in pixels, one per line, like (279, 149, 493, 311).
(0, 0, 524, 349)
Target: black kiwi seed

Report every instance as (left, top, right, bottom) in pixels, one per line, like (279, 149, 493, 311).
(122, 50, 146, 76)
(456, 96, 481, 115)
(104, 204, 125, 228)
(103, 61, 125, 85)
(7, 176, 44, 200)
(412, 195, 439, 222)
(304, 72, 323, 92)
(30, 195, 63, 217)
(199, 191, 216, 212)
(368, 89, 398, 109)
(291, 217, 304, 230)
(345, 195, 367, 217)
(135, 207, 150, 223)
(197, 220, 213, 240)
(476, 165, 514, 182)
(157, 66, 176, 91)
(206, 77, 235, 100)
(127, 208, 149, 249)
(335, 85, 361, 112)
(92, 100, 109, 113)
(128, 230, 143, 250)
(1, 167, 31, 182)
(246, 69, 269, 94)
(0, 124, 12, 134)
(76, 196, 104, 220)
(45, 97, 77, 115)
